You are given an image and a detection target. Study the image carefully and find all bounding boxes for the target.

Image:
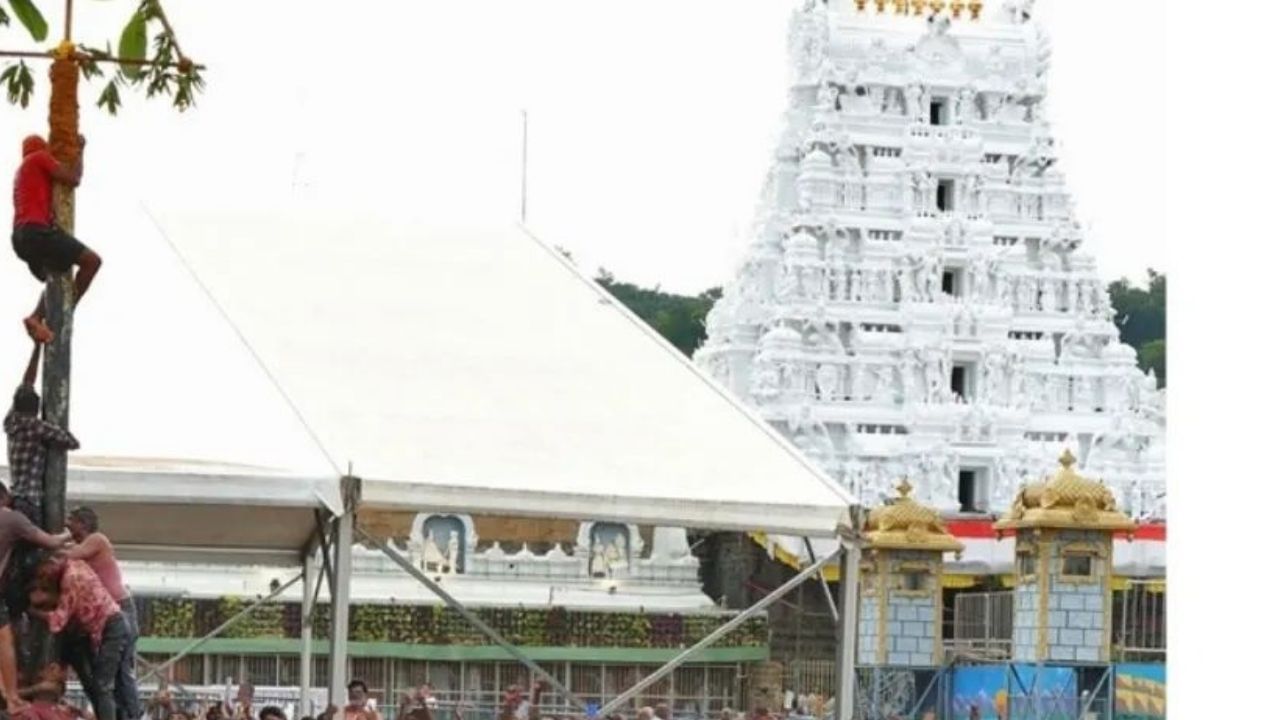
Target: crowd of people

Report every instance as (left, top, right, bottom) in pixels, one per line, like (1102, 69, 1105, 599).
(131, 679, 796, 720)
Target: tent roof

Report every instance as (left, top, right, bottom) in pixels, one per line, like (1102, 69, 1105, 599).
(155, 207, 856, 538)
(0, 197, 341, 565)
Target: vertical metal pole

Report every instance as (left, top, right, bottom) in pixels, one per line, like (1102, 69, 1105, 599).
(300, 541, 319, 717)
(328, 510, 354, 707)
(833, 540, 861, 720)
(520, 109, 529, 224)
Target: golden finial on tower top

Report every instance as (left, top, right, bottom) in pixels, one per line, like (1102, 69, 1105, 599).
(862, 478, 962, 552)
(994, 447, 1135, 533)
(1059, 449, 1077, 469)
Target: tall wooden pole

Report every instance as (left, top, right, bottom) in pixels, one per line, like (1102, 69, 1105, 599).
(43, 46, 77, 533)
(31, 42, 80, 674)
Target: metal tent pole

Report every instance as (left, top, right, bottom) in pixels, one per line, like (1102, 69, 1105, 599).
(328, 508, 354, 706)
(355, 525, 588, 711)
(300, 538, 320, 717)
(833, 524, 862, 720)
(138, 572, 303, 683)
(598, 546, 844, 718)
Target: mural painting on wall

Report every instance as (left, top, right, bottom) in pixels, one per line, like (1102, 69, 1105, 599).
(589, 522, 630, 578)
(419, 515, 466, 574)
(1114, 664, 1165, 720)
(951, 666, 1079, 720)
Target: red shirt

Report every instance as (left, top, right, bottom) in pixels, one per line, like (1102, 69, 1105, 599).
(12, 149, 58, 227)
(46, 559, 121, 650)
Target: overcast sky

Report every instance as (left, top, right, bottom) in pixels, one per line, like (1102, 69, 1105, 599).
(4, 0, 1164, 295)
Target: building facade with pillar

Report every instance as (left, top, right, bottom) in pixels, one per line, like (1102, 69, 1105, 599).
(856, 481, 962, 667)
(995, 450, 1135, 664)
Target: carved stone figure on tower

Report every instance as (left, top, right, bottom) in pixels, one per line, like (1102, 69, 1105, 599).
(924, 348, 949, 403)
(910, 166, 933, 210)
(903, 82, 927, 122)
(446, 531, 460, 574)
(900, 348, 923, 404)
(816, 363, 841, 401)
(818, 82, 840, 112)
(955, 85, 977, 125)
(969, 253, 993, 300)
(922, 254, 943, 301)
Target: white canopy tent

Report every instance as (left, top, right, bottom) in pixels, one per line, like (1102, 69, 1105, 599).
(145, 204, 862, 716)
(0, 195, 863, 715)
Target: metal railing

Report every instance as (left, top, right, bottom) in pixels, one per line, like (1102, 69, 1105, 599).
(1113, 580, 1166, 662)
(949, 591, 1013, 662)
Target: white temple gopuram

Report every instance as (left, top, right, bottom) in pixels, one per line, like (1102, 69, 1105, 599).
(694, 1, 1166, 551)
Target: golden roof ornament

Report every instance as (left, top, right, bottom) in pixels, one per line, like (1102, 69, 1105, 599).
(995, 450, 1137, 535)
(861, 478, 963, 553)
(853, 0, 983, 19)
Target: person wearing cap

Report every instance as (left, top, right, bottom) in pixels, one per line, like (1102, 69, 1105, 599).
(0, 484, 70, 711)
(5, 344, 80, 524)
(64, 506, 140, 720)
(10, 132, 102, 345)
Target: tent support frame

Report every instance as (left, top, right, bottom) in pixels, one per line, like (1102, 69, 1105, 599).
(804, 537, 840, 625)
(299, 530, 322, 717)
(597, 545, 844, 717)
(326, 479, 358, 707)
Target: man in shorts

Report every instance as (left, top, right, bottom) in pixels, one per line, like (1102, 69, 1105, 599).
(11, 134, 102, 344)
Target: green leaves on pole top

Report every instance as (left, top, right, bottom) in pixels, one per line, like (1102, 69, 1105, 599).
(0, 0, 204, 114)
(118, 5, 147, 79)
(6, 0, 48, 42)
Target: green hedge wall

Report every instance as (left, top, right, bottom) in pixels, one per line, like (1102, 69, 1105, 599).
(135, 598, 767, 648)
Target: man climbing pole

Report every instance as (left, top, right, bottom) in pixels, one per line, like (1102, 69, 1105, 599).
(5, 344, 80, 524)
(10, 133, 102, 345)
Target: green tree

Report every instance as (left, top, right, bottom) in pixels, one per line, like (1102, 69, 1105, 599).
(594, 269, 721, 357)
(1108, 269, 1166, 386)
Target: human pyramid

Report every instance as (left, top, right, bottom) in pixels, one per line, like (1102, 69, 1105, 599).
(0, 133, 140, 720)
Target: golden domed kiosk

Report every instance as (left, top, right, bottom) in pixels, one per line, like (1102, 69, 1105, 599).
(994, 450, 1136, 663)
(857, 479, 963, 666)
